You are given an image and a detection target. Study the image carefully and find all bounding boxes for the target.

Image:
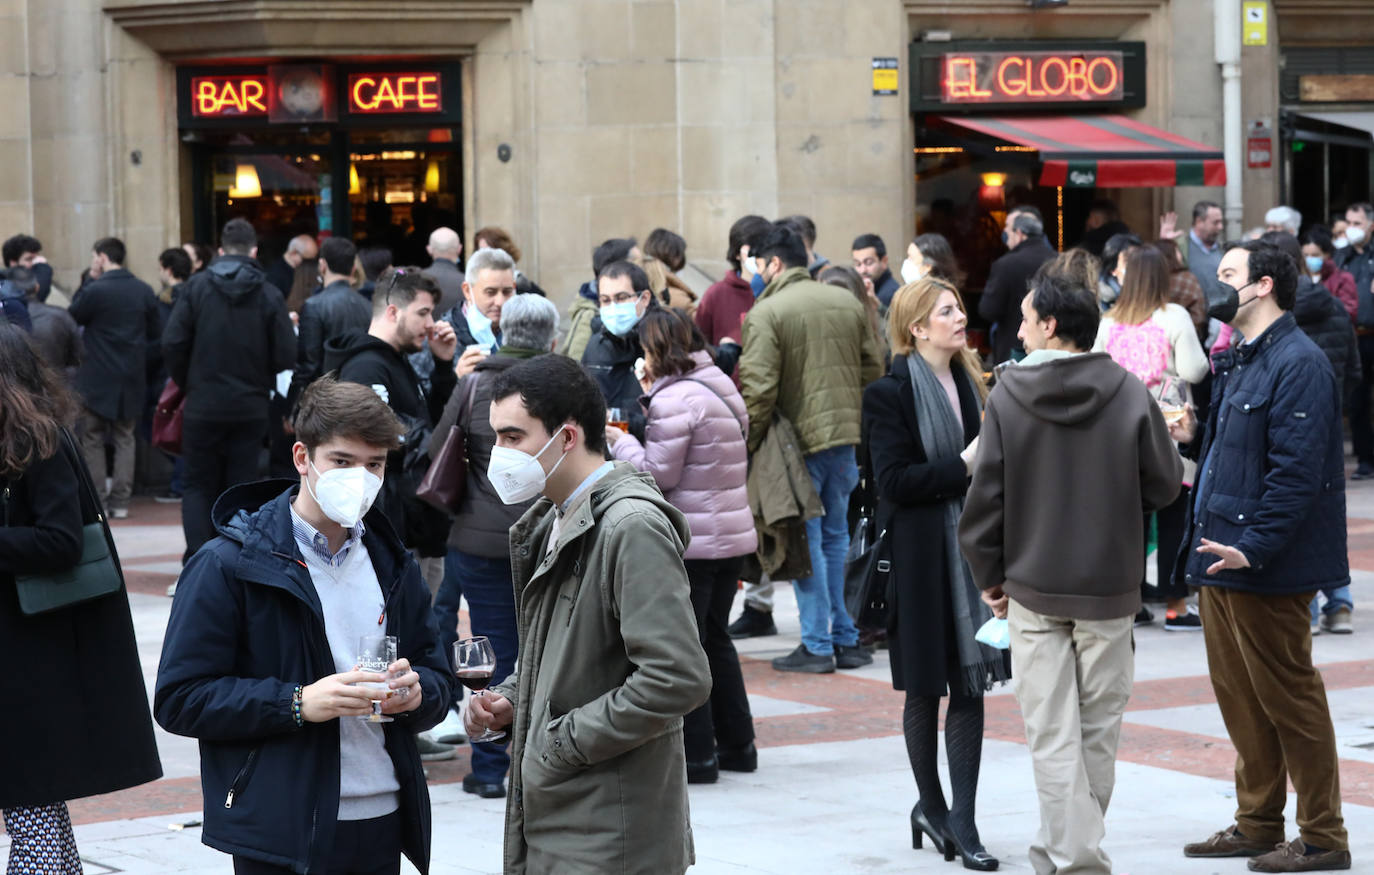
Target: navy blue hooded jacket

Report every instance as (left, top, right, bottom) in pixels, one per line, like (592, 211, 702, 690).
(1176, 313, 1349, 594)
(154, 480, 452, 874)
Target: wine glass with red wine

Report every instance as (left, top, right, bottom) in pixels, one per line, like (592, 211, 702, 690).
(455, 636, 506, 743)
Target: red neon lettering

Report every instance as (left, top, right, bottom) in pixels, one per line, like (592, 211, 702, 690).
(996, 57, 1026, 97)
(1066, 57, 1089, 97)
(944, 57, 991, 100)
(1087, 56, 1119, 96)
(192, 76, 268, 116)
(349, 73, 442, 113)
(1039, 56, 1069, 97)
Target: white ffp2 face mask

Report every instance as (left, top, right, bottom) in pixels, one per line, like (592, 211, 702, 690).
(487, 425, 569, 505)
(307, 460, 383, 528)
(900, 258, 923, 285)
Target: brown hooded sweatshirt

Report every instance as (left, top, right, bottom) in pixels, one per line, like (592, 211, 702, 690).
(958, 350, 1183, 620)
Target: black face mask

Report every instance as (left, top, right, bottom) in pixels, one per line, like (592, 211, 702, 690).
(1206, 278, 1256, 324)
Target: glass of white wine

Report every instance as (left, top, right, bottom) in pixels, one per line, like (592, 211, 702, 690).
(1153, 377, 1188, 428)
(356, 634, 398, 723)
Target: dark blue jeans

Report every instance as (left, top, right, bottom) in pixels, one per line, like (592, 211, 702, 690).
(436, 548, 518, 784)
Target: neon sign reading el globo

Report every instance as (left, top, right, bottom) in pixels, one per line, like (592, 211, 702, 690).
(348, 73, 442, 114)
(191, 75, 270, 117)
(943, 51, 1124, 104)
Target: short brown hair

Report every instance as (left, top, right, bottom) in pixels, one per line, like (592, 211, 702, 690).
(293, 375, 403, 455)
(637, 308, 695, 379)
(474, 226, 520, 263)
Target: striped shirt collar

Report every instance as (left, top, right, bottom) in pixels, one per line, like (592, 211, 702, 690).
(289, 501, 366, 568)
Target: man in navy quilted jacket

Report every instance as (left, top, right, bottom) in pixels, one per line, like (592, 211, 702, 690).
(1171, 240, 1351, 873)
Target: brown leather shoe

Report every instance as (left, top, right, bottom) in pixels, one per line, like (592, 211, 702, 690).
(1247, 838, 1351, 872)
(1184, 825, 1278, 858)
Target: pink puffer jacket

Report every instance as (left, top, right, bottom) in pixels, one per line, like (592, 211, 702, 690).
(611, 351, 758, 561)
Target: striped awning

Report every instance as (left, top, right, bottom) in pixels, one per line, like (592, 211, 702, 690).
(932, 113, 1227, 188)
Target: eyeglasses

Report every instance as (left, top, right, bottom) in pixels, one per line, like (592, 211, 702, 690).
(383, 268, 407, 306)
(599, 291, 641, 306)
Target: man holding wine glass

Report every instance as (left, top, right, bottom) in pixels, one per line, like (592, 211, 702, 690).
(154, 376, 452, 875)
(465, 354, 711, 875)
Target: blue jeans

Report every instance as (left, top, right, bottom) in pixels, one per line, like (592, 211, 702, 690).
(435, 549, 518, 784)
(794, 445, 861, 656)
(1310, 585, 1354, 620)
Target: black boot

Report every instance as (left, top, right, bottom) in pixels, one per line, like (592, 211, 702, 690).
(727, 606, 777, 639)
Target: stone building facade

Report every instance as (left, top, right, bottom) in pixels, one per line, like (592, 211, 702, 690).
(0, 0, 1344, 302)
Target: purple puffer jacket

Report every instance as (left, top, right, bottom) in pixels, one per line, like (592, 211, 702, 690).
(612, 350, 758, 561)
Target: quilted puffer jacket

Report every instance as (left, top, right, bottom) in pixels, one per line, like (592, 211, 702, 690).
(611, 351, 758, 561)
(738, 267, 884, 456)
(1176, 313, 1349, 594)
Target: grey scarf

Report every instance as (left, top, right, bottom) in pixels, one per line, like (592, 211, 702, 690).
(906, 353, 1011, 696)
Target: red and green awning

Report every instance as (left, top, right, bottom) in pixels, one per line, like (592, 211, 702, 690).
(932, 113, 1227, 188)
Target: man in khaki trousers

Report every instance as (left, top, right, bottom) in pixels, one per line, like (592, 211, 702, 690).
(960, 271, 1181, 874)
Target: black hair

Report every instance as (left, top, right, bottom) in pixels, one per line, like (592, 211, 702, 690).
(1232, 239, 1299, 311)
(728, 215, 772, 271)
(2, 234, 41, 267)
(644, 228, 687, 273)
(1302, 225, 1335, 257)
(851, 233, 887, 259)
(372, 266, 440, 316)
(359, 246, 393, 281)
(158, 247, 192, 282)
(1348, 202, 1374, 221)
(782, 215, 817, 248)
(1101, 232, 1143, 275)
(184, 241, 214, 272)
(912, 233, 965, 287)
(596, 260, 650, 293)
(1193, 200, 1222, 223)
(1088, 198, 1119, 220)
(320, 236, 358, 276)
(489, 353, 607, 454)
(1028, 271, 1101, 352)
(592, 238, 637, 276)
(93, 237, 126, 266)
(1259, 230, 1302, 265)
(756, 224, 808, 270)
(221, 218, 257, 255)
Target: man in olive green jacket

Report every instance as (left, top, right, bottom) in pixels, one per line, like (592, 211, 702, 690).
(466, 354, 711, 875)
(739, 222, 884, 674)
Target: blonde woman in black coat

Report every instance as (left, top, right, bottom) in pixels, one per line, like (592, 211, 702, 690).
(861, 279, 1009, 870)
(0, 324, 161, 871)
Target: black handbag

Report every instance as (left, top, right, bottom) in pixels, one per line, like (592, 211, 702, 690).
(9, 429, 125, 616)
(843, 434, 892, 628)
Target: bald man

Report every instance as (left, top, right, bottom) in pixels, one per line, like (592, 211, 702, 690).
(265, 233, 319, 298)
(424, 227, 464, 316)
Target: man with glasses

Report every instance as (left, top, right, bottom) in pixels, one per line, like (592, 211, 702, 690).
(581, 260, 657, 441)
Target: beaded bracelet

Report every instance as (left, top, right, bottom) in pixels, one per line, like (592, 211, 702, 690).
(291, 685, 304, 728)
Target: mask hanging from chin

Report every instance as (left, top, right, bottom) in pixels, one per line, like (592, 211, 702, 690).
(464, 300, 498, 351)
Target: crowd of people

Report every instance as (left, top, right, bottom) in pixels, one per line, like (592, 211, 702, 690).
(0, 195, 1367, 874)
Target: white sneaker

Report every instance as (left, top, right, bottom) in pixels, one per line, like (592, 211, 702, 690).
(432, 706, 468, 745)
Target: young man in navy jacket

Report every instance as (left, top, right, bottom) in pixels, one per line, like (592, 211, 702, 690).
(155, 375, 453, 875)
(1172, 241, 1351, 873)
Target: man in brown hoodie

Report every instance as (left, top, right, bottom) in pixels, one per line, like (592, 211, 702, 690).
(959, 268, 1182, 875)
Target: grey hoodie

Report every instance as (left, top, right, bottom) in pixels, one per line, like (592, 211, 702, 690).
(959, 352, 1183, 620)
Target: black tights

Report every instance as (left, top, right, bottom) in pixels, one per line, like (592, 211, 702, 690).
(903, 689, 985, 847)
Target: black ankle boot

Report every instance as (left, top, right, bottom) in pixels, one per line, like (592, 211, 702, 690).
(686, 756, 719, 784)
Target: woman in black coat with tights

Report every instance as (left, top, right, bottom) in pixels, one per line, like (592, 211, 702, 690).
(861, 279, 1009, 871)
(0, 324, 162, 872)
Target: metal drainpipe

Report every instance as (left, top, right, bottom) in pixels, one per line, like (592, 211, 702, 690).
(1215, 0, 1244, 241)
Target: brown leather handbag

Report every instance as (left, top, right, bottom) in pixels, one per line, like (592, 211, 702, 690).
(416, 375, 480, 513)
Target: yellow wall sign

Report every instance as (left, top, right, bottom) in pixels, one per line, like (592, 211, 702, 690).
(872, 58, 899, 96)
(1242, 1, 1268, 47)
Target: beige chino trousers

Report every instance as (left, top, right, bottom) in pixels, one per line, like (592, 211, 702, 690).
(1009, 598, 1134, 875)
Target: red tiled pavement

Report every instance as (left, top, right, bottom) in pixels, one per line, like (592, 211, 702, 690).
(70, 657, 1374, 826)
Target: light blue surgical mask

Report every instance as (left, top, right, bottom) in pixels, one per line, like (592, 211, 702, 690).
(463, 300, 498, 351)
(600, 301, 642, 337)
(1306, 255, 1325, 274)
